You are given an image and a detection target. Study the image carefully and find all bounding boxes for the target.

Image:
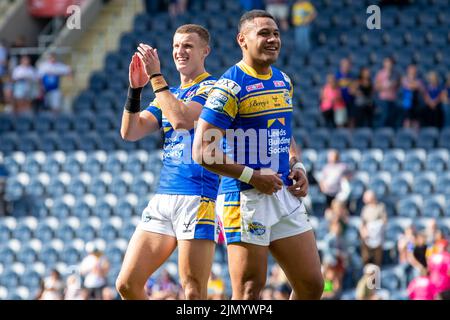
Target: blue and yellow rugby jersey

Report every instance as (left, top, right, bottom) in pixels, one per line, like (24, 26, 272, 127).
(199, 61, 294, 194)
(146, 72, 219, 199)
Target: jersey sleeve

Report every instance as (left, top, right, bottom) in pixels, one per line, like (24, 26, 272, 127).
(191, 79, 216, 105)
(199, 77, 241, 130)
(145, 98, 162, 128)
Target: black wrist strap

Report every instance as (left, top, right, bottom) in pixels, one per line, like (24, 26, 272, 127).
(124, 86, 143, 113)
(154, 86, 170, 94)
(149, 73, 163, 80)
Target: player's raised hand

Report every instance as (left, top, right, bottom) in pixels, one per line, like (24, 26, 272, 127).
(249, 168, 283, 195)
(137, 43, 161, 76)
(129, 53, 149, 88)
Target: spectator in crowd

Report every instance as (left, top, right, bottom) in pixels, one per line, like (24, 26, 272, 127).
(273, 282, 291, 300)
(324, 199, 349, 233)
(169, 0, 188, 18)
(322, 220, 347, 285)
(359, 190, 387, 267)
(260, 285, 275, 299)
(355, 263, 381, 300)
(318, 149, 349, 208)
(427, 239, 450, 297)
(352, 67, 374, 127)
(407, 269, 437, 300)
(148, 269, 180, 300)
(336, 58, 355, 127)
(291, 0, 316, 53)
(320, 74, 346, 128)
(101, 287, 118, 300)
(265, 0, 289, 31)
(409, 232, 429, 277)
(400, 64, 423, 128)
(441, 73, 450, 127)
(11, 55, 38, 113)
(397, 225, 417, 265)
(39, 269, 64, 300)
(79, 241, 110, 300)
(423, 219, 439, 247)
(321, 263, 342, 300)
(37, 53, 71, 112)
(64, 274, 82, 300)
(207, 270, 226, 300)
(421, 71, 444, 128)
(374, 57, 399, 128)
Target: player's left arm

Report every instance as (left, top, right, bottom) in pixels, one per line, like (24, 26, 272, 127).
(286, 74, 308, 197)
(288, 136, 308, 197)
(137, 43, 203, 130)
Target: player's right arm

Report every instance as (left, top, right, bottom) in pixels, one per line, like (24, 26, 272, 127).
(120, 53, 160, 141)
(192, 78, 283, 195)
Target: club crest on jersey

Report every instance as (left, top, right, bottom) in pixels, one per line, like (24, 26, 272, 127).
(206, 91, 228, 113)
(183, 89, 196, 102)
(246, 82, 264, 92)
(273, 80, 285, 88)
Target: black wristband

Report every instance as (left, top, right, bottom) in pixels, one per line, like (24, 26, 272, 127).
(124, 86, 142, 113)
(149, 73, 163, 80)
(154, 86, 170, 94)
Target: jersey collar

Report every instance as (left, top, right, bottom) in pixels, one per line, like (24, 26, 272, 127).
(180, 72, 210, 89)
(237, 61, 272, 80)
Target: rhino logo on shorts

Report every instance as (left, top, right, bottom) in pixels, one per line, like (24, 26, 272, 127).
(248, 221, 266, 236)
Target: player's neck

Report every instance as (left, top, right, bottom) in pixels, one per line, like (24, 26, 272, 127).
(180, 68, 207, 87)
(242, 57, 271, 75)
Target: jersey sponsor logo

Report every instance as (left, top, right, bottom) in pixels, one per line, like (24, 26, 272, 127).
(248, 221, 266, 236)
(216, 78, 241, 95)
(273, 80, 285, 88)
(246, 82, 264, 92)
(205, 91, 229, 113)
(283, 90, 292, 105)
(267, 117, 285, 128)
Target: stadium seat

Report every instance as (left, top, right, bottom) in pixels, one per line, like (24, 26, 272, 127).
(359, 149, 383, 174)
(397, 194, 423, 218)
(422, 194, 445, 218)
(403, 149, 426, 173)
(380, 149, 404, 173)
(412, 172, 436, 196)
(372, 128, 394, 150)
(425, 149, 448, 172)
(390, 171, 414, 198)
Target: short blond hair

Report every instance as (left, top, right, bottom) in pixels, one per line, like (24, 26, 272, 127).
(175, 24, 210, 45)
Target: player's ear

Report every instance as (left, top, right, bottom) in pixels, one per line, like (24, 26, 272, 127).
(237, 32, 246, 49)
(203, 45, 210, 58)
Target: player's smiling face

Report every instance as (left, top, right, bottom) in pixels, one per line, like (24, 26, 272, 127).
(172, 32, 208, 75)
(240, 17, 281, 65)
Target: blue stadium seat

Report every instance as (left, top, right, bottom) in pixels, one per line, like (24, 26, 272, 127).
(397, 194, 423, 218)
(380, 149, 404, 173)
(0, 114, 14, 134)
(403, 149, 426, 173)
(425, 149, 448, 172)
(368, 172, 391, 199)
(394, 129, 417, 149)
(359, 149, 383, 174)
(390, 171, 414, 198)
(436, 172, 450, 196)
(372, 128, 394, 150)
(328, 129, 351, 150)
(53, 113, 73, 133)
(422, 194, 445, 218)
(340, 149, 361, 172)
(412, 172, 436, 196)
